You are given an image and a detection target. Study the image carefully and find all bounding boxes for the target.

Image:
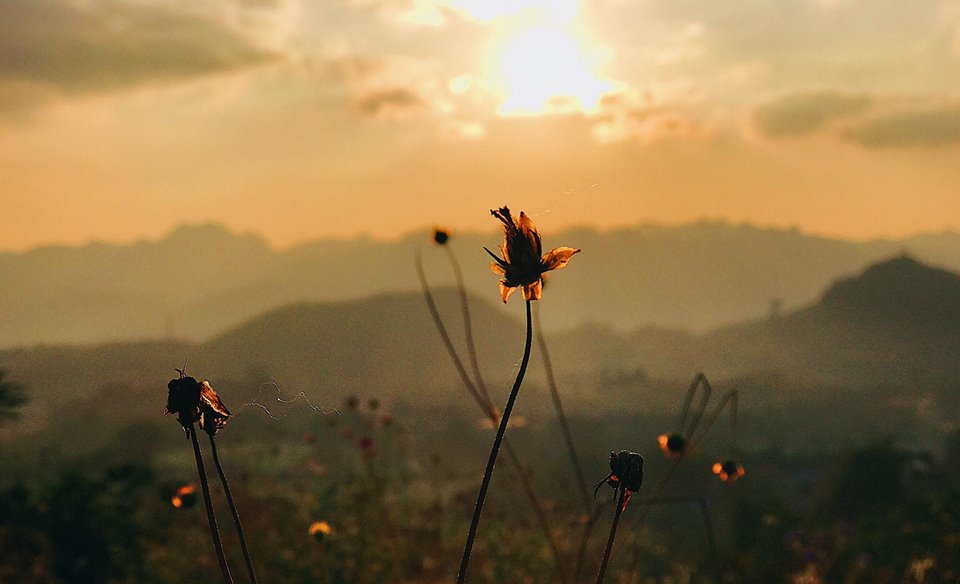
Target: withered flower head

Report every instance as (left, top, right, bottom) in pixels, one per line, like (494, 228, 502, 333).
(433, 227, 450, 245)
(166, 376, 202, 434)
(607, 450, 644, 493)
(712, 459, 745, 483)
(484, 206, 580, 303)
(658, 432, 687, 458)
(198, 380, 231, 436)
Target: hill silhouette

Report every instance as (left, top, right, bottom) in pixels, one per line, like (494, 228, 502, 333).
(2, 255, 958, 444)
(3, 221, 960, 347)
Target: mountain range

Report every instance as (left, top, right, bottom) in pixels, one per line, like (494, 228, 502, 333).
(2, 255, 958, 445)
(2, 221, 960, 347)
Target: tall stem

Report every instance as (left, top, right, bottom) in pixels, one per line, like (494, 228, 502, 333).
(444, 245, 490, 402)
(416, 249, 566, 578)
(189, 424, 233, 584)
(456, 299, 534, 584)
(596, 488, 627, 584)
(534, 304, 592, 514)
(209, 434, 258, 584)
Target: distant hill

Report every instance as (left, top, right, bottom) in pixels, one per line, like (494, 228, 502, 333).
(2, 256, 958, 441)
(2, 221, 960, 347)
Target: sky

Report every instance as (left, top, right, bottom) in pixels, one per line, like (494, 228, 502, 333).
(1, 0, 959, 251)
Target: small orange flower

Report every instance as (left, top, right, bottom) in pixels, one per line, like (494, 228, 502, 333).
(658, 433, 687, 458)
(712, 459, 745, 482)
(485, 206, 579, 303)
(171, 484, 198, 509)
(309, 520, 332, 540)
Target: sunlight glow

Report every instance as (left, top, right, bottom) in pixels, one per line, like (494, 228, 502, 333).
(446, 0, 578, 24)
(492, 26, 612, 116)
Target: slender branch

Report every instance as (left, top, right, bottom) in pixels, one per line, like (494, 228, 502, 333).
(534, 304, 592, 515)
(189, 424, 234, 584)
(209, 434, 258, 584)
(416, 249, 566, 579)
(415, 247, 487, 408)
(596, 488, 627, 584)
(679, 373, 712, 436)
(456, 299, 534, 584)
(444, 245, 491, 403)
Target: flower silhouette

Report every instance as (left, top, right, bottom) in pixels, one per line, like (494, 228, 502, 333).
(198, 380, 231, 436)
(712, 459, 745, 482)
(485, 206, 579, 303)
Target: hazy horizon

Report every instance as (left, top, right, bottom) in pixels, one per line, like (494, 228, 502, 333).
(3, 215, 960, 255)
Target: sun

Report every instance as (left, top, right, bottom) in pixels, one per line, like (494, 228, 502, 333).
(492, 26, 612, 116)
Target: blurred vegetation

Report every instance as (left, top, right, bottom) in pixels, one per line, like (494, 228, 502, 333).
(1, 373, 958, 583)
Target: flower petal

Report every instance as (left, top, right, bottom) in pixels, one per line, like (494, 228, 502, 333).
(199, 381, 231, 418)
(541, 247, 580, 272)
(484, 246, 508, 268)
(521, 279, 543, 301)
(489, 262, 505, 276)
(517, 212, 542, 256)
(499, 281, 517, 303)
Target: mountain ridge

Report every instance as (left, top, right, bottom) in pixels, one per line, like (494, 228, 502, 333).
(2, 221, 960, 347)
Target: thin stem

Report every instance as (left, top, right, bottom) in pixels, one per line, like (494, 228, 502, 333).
(209, 434, 258, 584)
(456, 299, 534, 584)
(596, 488, 627, 584)
(444, 245, 491, 403)
(415, 247, 487, 408)
(189, 424, 233, 584)
(416, 249, 566, 578)
(534, 304, 592, 515)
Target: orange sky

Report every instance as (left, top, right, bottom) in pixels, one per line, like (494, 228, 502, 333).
(1, 0, 959, 251)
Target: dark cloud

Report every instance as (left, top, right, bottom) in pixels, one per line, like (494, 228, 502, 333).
(0, 0, 277, 108)
(355, 88, 428, 118)
(843, 104, 960, 147)
(753, 92, 872, 138)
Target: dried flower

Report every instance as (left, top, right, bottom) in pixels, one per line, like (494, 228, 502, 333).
(595, 450, 644, 509)
(198, 381, 231, 436)
(171, 484, 198, 509)
(606, 450, 644, 493)
(657, 432, 687, 458)
(485, 206, 579, 303)
(433, 227, 450, 245)
(166, 376, 202, 435)
(308, 520, 332, 540)
(712, 459, 745, 482)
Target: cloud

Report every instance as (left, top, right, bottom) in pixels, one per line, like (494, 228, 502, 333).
(752, 92, 872, 138)
(843, 103, 960, 147)
(355, 88, 429, 118)
(0, 0, 278, 112)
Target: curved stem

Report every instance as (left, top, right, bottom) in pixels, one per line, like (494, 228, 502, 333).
(534, 304, 592, 515)
(189, 424, 233, 584)
(456, 299, 534, 584)
(596, 488, 627, 584)
(444, 245, 491, 403)
(209, 434, 258, 584)
(416, 249, 566, 578)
